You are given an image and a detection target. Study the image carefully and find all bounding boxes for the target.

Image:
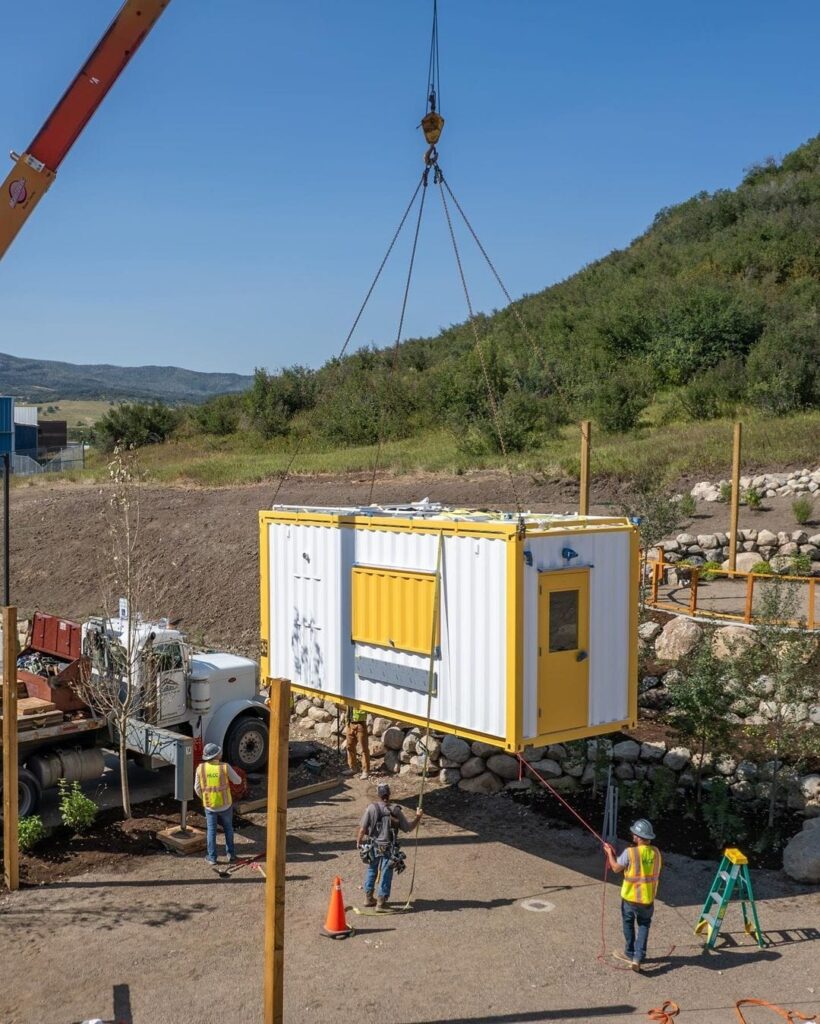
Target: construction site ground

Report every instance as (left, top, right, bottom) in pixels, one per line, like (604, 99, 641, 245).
(2, 774, 819, 1024)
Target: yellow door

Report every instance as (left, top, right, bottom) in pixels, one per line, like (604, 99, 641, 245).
(537, 569, 590, 736)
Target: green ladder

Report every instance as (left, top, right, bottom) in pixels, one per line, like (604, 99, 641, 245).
(695, 847, 765, 950)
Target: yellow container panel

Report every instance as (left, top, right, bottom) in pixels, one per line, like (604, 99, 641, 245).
(351, 566, 439, 656)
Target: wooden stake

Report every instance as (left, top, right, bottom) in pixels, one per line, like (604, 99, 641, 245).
(579, 420, 591, 516)
(3, 605, 19, 891)
(263, 677, 290, 1024)
(728, 422, 742, 573)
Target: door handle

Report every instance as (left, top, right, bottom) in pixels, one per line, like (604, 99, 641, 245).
(576, 650, 588, 662)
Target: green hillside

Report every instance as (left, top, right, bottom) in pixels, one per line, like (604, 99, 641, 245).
(217, 134, 818, 455)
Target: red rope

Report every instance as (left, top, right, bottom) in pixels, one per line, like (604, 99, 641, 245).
(516, 753, 605, 844)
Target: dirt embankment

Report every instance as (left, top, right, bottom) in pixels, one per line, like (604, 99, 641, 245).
(10, 472, 809, 656)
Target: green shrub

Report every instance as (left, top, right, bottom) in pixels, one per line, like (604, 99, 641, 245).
(744, 487, 763, 511)
(677, 493, 697, 519)
(701, 560, 722, 581)
(193, 394, 241, 436)
(702, 779, 745, 848)
(792, 496, 814, 525)
(18, 815, 46, 852)
(719, 482, 732, 503)
(750, 560, 772, 575)
(58, 779, 97, 833)
(96, 402, 180, 451)
(591, 372, 649, 433)
(789, 553, 812, 577)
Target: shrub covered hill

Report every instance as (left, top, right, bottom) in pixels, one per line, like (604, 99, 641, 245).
(199, 135, 819, 453)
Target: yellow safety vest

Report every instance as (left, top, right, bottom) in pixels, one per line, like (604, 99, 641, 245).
(620, 845, 662, 905)
(198, 762, 232, 811)
(350, 708, 367, 724)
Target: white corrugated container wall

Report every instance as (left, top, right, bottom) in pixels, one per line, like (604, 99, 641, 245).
(522, 531, 631, 741)
(13, 404, 38, 426)
(266, 522, 508, 740)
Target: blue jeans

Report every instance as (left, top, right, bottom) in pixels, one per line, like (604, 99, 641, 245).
(621, 900, 654, 963)
(364, 855, 394, 900)
(205, 807, 235, 862)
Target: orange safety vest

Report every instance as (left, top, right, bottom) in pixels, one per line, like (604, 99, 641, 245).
(620, 845, 662, 905)
(197, 761, 232, 811)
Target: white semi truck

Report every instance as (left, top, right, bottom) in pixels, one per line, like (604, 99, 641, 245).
(6, 610, 270, 816)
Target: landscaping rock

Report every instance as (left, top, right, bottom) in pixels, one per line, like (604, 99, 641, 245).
(640, 741, 667, 761)
(525, 758, 562, 779)
(294, 699, 312, 717)
(712, 625, 756, 660)
(757, 529, 777, 547)
(736, 760, 758, 781)
(438, 768, 461, 786)
(800, 774, 820, 818)
(547, 744, 567, 761)
(783, 822, 820, 883)
(369, 740, 386, 759)
(460, 756, 487, 779)
(371, 717, 392, 737)
(382, 727, 405, 751)
(614, 762, 634, 780)
(640, 676, 661, 694)
(505, 779, 534, 793)
(663, 747, 691, 770)
(720, 551, 762, 574)
(307, 706, 333, 723)
(458, 771, 504, 795)
(655, 617, 703, 660)
(441, 735, 472, 764)
(402, 733, 418, 756)
(639, 621, 662, 642)
(416, 735, 442, 761)
(471, 740, 504, 758)
(522, 745, 547, 761)
(612, 740, 641, 762)
(486, 754, 521, 781)
(716, 755, 737, 776)
(730, 781, 756, 801)
(549, 776, 580, 794)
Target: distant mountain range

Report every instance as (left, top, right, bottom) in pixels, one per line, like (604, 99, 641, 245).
(0, 352, 253, 403)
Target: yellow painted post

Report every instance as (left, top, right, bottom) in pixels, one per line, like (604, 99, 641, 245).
(263, 677, 290, 1024)
(505, 533, 524, 751)
(689, 569, 699, 616)
(579, 420, 591, 516)
(744, 574, 755, 624)
(728, 422, 742, 573)
(808, 577, 815, 631)
(2, 606, 19, 891)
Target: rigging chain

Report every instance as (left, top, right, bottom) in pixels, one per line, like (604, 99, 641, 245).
(271, 171, 427, 504)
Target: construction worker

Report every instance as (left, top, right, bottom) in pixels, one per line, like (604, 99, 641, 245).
(195, 743, 242, 866)
(356, 783, 422, 909)
(345, 705, 370, 780)
(604, 818, 663, 972)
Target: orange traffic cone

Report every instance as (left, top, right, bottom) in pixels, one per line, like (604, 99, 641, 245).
(321, 876, 352, 939)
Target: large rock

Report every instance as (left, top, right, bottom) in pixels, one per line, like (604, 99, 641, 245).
(472, 740, 504, 758)
(438, 768, 461, 786)
(800, 774, 820, 818)
(383, 749, 401, 774)
(486, 754, 521, 780)
(525, 758, 562, 779)
(712, 625, 756, 660)
(655, 617, 703, 660)
(382, 727, 405, 751)
(371, 717, 392, 737)
(721, 551, 763, 574)
(369, 740, 386, 759)
(640, 741, 667, 762)
(460, 756, 487, 779)
(458, 771, 504, 795)
(307, 706, 333, 723)
(416, 735, 441, 761)
(612, 740, 641, 762)
(783, 821, 820, 883)
(757, 529, 777, 547)
(293, 698, 312, 717)
(663, 747, 691, 770)
(441, 734, 472, 764)
(522, 745, 547, 761)
(402, 733, 418, 755)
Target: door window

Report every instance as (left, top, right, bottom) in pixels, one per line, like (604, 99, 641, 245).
(549, 590, 579, 652)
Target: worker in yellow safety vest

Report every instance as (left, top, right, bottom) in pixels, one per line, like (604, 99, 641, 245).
(604, 818, 663, 971)
(195, 743, 242, 866)
(345, 706, 370, 781)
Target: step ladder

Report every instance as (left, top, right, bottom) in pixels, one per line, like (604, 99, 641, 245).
(695, 847, 764, 950)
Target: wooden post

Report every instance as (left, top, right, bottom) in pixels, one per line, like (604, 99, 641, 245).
(579, 420, 591, 516)
(263, 677, 290, 1024)
(744, 573, 755, 624)
(688, 569, 699, 616)
(808, 577, 815, 631)
(3, 605, 19, 891)
(728, 422, 742, 573)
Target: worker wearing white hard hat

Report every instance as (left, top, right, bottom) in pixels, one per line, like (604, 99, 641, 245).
(604, 818, 663, 971)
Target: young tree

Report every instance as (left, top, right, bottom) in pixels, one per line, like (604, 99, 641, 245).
(666, 639, 734, 802)
(621, 476, 686, 612)
(731, 580, 819, 826)
(72, 446, 168, 818)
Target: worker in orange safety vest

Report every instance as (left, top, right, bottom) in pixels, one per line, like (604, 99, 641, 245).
(195, 743, 242, 866)
(604, 818, 663, 971)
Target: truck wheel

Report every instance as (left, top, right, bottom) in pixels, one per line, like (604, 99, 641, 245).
(225, 716, 269, 772)
(0, 768, 42, 820)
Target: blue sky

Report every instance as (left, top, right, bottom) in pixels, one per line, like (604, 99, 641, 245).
(1, 1, 818, 376)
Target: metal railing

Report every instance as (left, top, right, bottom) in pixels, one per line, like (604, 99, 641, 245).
(11, 444, 85, 476)
(645, 553, 816, 630)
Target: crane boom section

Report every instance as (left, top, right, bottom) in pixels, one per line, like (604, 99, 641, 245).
(1, 0, 171, 260)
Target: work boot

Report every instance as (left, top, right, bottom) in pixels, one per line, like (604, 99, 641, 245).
(376, 897, 387, 911)
(359, 771, 369, 780)
(630, 961, 642, 973)
(364, 893, 377, 907)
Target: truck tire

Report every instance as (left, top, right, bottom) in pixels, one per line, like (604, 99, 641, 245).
(224, 716, 269, 772)
(0, 767, 42, 820)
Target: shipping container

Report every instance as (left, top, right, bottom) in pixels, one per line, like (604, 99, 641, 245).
(14, 423, 38, 456)
(259, 505, 639, 750)
(13, 404, 38, 427)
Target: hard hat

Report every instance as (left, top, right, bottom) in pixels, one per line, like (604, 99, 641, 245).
(202, 743, 222, 762)
(377, 783, 391, 799)
(630, 818, 655, 841)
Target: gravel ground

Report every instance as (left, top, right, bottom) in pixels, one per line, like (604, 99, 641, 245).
(2, 776, 818, 1024)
